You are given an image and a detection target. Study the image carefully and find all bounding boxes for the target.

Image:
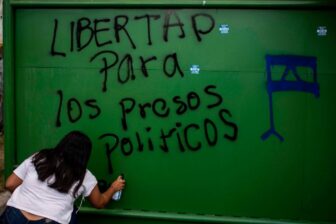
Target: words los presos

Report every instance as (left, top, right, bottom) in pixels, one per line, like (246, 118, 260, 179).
(55, 84, 238, 173)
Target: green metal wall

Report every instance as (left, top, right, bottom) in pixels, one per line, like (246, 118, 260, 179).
(4, 1, 336, 223)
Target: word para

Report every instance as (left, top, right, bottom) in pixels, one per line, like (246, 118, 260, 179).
(90, 51, 184, 92)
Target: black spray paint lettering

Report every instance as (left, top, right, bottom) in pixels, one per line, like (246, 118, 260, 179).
(94, 18, 113, 48)
(117, 54, 136, 83)
(90, 50, 119, 92)
(76, 17, 94, 51)
(99, 133, 119, 174)
(50, 12, 235, 176)
(163, 11, 185, 42)
(50, 19, 66, 57)
(55, 90, 101, 127)
(114, 15, 137, 49)
(191, 13, 215, 42)
(140, 56, 157, 78)
(99, 114, 238, 174)
(98, 85, 238, 173)
(50, 12, 215, 56)
(134, 14, 161, 45)
(163, 53, 184, 78)
(90, 51, 184, 92)
(54, 83, 238, 174)
(205, 85, 223, 109)
(119, 84, 222, 130)
(219, 109, 238, 141)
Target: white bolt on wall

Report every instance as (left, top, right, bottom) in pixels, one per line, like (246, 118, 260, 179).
(219, 24, 230, 34)
(317, 26, 327, 36)
(190, 65, 200, 74)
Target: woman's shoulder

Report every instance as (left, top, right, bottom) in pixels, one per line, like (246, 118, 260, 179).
(79, 169, 98, 197)
(84, 169, 97, 182)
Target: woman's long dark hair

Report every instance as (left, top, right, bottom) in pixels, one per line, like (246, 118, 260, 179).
(32, 131, 92, 197)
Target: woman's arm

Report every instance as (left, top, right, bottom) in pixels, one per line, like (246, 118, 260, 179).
(88, 175, 125, 209)
(5, 173, 23, 192)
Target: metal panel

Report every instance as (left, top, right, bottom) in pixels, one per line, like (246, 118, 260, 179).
(4, 1, 336, 223)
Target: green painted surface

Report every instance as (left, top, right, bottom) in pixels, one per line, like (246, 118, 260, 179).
(4, 1, 336, 224)
(7, 0, 336, 8)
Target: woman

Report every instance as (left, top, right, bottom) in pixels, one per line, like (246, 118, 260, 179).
(1, 131, 125, 224)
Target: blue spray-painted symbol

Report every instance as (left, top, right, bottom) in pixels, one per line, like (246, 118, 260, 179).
(261, 55, 319, 142)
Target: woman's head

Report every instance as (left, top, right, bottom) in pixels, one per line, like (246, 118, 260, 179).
(33, 130, 93, 196)
(54, 131, 92, 170)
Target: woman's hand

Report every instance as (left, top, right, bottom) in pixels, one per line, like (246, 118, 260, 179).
(89, 175, 126, 209)
(111, 175, 125, 192)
